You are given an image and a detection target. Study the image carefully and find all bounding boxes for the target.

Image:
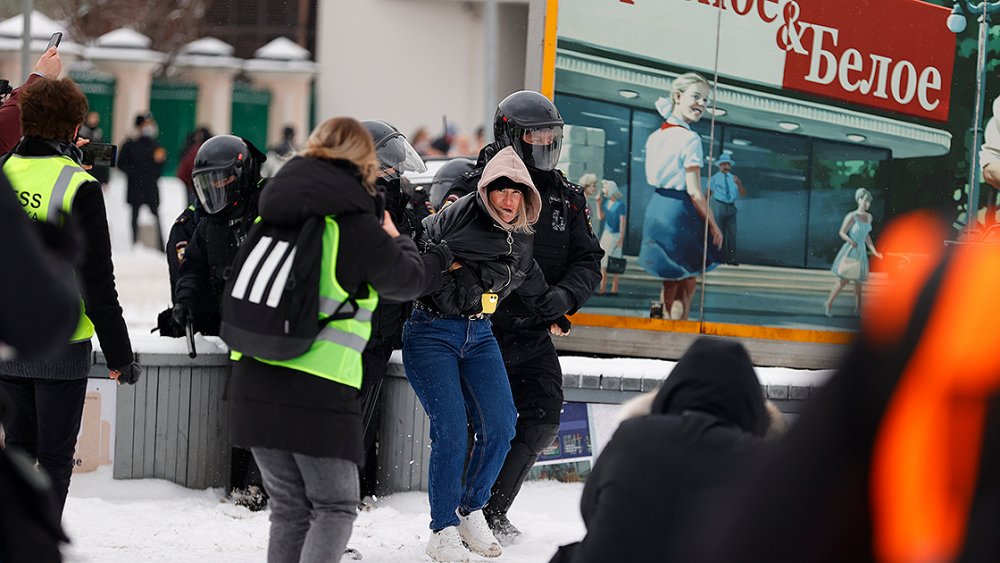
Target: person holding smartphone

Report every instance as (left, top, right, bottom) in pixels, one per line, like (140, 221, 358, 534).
(0, 42, 63, 153)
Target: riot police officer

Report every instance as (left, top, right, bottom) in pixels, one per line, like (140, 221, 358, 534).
(169, 135, 268, 509)
(358, 120, 427, 497)
(171, 135, 265, 336)
(428, 156, 476, 211)
(450, 91, 603, 544)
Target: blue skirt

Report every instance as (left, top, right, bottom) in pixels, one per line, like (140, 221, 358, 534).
(638, 189, 721, 280)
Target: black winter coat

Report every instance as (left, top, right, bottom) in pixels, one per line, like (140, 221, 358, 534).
(550, 338, 769, 563)
(228, 157, 446, 463)
(451, 144, 602, 329)
(418, 193, 549, 316)
(118, 136, 163, 207)
(174, 184, 261, 336)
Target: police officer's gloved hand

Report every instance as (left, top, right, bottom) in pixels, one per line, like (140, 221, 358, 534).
(172, 302, 193, 328)
(154, 308, 186, 337)
(553, 315, 572, 334)
(452, 267, 484, 316)
(536, 286, 574, 320)
(110, 362, 143, 385)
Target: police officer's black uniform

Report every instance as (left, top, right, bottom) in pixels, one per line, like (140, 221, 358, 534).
(450, 91, 603, 537)
(358, 121, 428, 497)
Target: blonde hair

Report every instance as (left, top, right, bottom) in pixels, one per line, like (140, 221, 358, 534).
(301, 117, 379, 194)
(579, 172, 598, 188)
(855, 187, 873, 204)
(603, 179, 623, 201)
(671, 72, 710, 105)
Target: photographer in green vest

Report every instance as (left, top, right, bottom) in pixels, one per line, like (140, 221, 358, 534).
(0, 76, 141, 519)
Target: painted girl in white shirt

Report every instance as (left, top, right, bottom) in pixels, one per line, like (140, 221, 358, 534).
(638, 72, 723, 320)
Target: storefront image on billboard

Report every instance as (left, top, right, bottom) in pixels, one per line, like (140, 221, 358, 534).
(553, 0, 957, 334)
(561, 0, 955, 122)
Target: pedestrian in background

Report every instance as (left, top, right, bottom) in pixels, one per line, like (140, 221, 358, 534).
(596, 179, 626, 295)
(708, 151, 745, 265)
(77, 111, 109, 189)
(825, 188, 882, 317)
(118, 112, 166, 251)
(176, 126, 212, 204)
(227, 117, 441, 563)
(0, 76, 141, 520)
(261, 125, 298, 178)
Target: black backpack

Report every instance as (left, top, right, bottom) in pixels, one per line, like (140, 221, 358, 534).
(220, 216, 359, 361)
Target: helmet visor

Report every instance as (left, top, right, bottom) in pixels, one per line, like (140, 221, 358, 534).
(515, 125, 563, 171)
(193, 167, 238, 214)
(376, 135, 427, 179)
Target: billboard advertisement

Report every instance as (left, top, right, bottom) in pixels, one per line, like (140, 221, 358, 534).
(554, 0, 970, 338)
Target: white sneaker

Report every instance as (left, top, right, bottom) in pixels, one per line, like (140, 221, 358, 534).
(456, 509, 503, 558)
(426, 526, 470, 562)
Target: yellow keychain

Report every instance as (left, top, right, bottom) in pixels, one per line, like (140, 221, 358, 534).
(481, 293, 499, 314)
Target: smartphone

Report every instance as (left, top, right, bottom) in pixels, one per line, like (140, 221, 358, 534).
(46, 32, 62, 51)
(80, 142, 118, 167)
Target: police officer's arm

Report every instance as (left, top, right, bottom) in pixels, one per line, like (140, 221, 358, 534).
(165, 212, 193, 301)
(358, 214, 448, 303)
(72, 184, 134, 370)
(174, 221, 210, 308)
(0, 177, 78, 358)
(557, 192, 604, 313)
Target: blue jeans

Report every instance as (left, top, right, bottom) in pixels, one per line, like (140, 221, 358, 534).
(402, 309, 517, 530)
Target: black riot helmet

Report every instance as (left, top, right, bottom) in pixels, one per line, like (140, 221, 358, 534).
(361, 120, 427, 180)
(429, 157, 476, 211)
(493, 90, 564, 172)
(192, 135, 265, 215)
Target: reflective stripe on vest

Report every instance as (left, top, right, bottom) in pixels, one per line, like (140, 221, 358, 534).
(243, 216, 379, 389)
(4, 154, 97, 342)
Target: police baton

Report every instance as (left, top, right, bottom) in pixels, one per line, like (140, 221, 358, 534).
(185, 322, 197, 359)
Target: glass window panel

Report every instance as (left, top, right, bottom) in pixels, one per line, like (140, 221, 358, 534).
(807, 142, 890, 269)
(718, 126, 810, 267)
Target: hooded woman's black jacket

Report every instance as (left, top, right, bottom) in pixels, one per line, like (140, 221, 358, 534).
(228, 157, 447, 463)
(417, 146, 553, 317)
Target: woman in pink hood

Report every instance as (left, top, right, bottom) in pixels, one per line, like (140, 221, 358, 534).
(404, 147, 570, 562)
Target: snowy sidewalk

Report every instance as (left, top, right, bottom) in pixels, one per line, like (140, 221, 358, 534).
(62, 467, 585, 563)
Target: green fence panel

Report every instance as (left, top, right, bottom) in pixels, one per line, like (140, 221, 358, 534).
(150, 79, 199, 176)
(70, 70, 116, 143)
(231, 82, 271, 152)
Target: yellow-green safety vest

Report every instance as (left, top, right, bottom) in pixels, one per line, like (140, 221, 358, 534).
(232, 216, 379, 389)
(5, 154, 95, 342)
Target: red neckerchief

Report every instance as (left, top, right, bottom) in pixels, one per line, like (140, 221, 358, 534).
(660, 122, 683, 130)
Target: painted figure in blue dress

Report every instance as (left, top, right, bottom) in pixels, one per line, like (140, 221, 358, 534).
(824, 188, 883, 317)
(639, 72, 723, 320)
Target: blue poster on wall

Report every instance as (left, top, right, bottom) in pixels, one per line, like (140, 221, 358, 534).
(537, 402, 593, 465)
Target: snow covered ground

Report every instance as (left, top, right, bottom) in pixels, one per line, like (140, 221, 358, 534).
(63, 467, 585, 562)
(53, 171, 826, 562)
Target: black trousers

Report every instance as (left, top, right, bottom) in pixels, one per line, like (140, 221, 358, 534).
(358, 302, 408, 497)
(0, 376, 88, 518)
(130, 203, 164, 251)
(485, 327, 564, 517)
